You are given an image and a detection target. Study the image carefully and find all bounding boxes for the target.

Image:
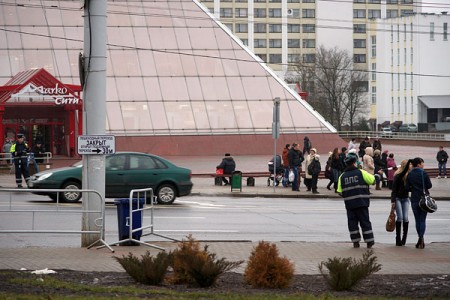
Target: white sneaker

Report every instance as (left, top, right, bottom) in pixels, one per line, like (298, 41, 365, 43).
(437, 176, 441, 179)
(445, 176, 448, 179)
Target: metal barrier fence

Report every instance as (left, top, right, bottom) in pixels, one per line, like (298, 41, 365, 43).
(0, 188, 112, 252)
(103, 187, 178, 251)
(338, 131, 449, 141)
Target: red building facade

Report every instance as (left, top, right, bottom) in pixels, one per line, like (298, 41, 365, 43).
(0, 69, 82, 157)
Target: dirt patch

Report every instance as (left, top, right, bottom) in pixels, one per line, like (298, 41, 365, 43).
(1, 270, 450, 298)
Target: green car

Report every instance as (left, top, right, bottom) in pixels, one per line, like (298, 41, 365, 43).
(28, 152, 193, 204)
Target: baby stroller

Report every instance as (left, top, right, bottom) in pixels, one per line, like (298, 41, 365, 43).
(267, 155, 283, 186)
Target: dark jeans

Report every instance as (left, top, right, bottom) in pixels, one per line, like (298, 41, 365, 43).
(311, 174, 318, 191)
(411, 200, 427, 238)
(346, 206, 374, 243)
(291, 166, 299, 191)
(438, 162, 447, 176)
(14, 157, 30, 185)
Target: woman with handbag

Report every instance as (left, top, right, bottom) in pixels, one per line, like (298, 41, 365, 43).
(406, 157, 432, 249)
(391, 159, 412, 246)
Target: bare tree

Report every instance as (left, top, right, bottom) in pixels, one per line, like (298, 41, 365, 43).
(291, 46, 369, 131)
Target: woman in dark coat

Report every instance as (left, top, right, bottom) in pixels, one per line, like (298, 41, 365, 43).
(391, 159, 411, 246)
(406, 157, 432, 249)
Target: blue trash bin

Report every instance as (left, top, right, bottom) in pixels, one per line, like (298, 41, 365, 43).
(114, 198, 145, 245)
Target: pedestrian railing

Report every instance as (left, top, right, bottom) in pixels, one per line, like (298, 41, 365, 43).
(0, 188, 113, 252)
(103, 187, 178, 251)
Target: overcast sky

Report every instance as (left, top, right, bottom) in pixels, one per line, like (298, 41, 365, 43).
(421, 0, 450, 13)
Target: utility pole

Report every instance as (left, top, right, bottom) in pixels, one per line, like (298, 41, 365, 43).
(272, 97, 280, 192)
(81, 0, 107, 247)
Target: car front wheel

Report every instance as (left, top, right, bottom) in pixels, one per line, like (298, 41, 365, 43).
(156, 184, 176, 204)
(60, 181, 82, 203)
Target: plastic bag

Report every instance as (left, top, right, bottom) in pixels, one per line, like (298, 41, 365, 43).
(288, 169, 295, 183)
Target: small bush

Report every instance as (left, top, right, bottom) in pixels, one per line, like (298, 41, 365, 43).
(170, 235, 243, 287)
(318, 249, 382, 291)
(114, 251, 171, 285)
(244, 240, 295, 289)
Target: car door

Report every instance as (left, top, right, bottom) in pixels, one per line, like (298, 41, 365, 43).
(122, 154, 161, 196)
(105, 154, 128, 197)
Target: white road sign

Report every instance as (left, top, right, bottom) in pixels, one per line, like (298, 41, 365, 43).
(77, 135, 115, 155)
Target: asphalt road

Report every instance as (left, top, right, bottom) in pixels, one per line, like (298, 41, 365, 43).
(1, 194, 449, 248)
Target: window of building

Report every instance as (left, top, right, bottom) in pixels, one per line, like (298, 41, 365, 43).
(269, 0, 281, 2)
(354, 39, 366, 48)
(391, 49, 394, 66)
(390, 25, 394, 43)
(303, 39, 315, 48)
(397, 48, 400, 64)
(354, 9, 366, 19)
(430, 22, 435, 40)
(303, 24, 315, 33)
(387, 10, 398, 19)
(256, 53, 267, 61)
(404, 23, 407, 40)
(302, 9, 315, 18)
(391, 97, 394, 113)
(288, 0, 300, 3)
(290, 9, 301, 18)
(402, 0, 413, 3)
(410, 23, 413, 41)
(221, 0, 232, 2)
(288, 54, 301, 62)
(255, 0, 266, 2)
(303, 0, 315, 3)
(269, 39, 282, 48)
(254, 8, 266, 18)
(401, 9, 413, 16)
(397, 24, 400, 41)
(235, 23, 248, 33)
(220, 8, 232, 18)
(241, 39, 248, 46)
(444, 23, 448, 41)
(288, 39, 301, 48)
(369, 0, 381, 3)
(288, 24, 300, 33)
(404, 97, 407, 114)
(397, 97, 400, 113)
(397, 73, 400, 90)
(371, 86, 376, 104)
(254, 23, 267, 33)
(236, 0, 248, 2)
(371, 35, 376, 57)
(391, 74, 394, 90)
(354, 0, 365, 3)
(354, 54, 366, 63)
(354, 24, 366, 33)
(269, 24, 282, 33)
(410, 47, 413, 62)
(404, 47, 407, 64)
(254, 39, 266, 48)
(411, 71, 413, 89)
(235, 8, 248, 18)
(404, 72, 407, 90)
(269, 54, 282, 63)
(387, 0, 398, 3)
(268, 8, 282, 18)
(371, 63, 376, 81)
(303, 53, 316, 63)
(411, 96, 414, 114)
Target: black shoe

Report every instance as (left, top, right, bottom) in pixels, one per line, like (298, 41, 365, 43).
(17, 184, 23, 188)
(312, 190, 320, 194)
(416, 238, 425, 249)
(367, 241, 375, 249)
(353, 242, 360, 248)
(327, 186, 331, 190)
(223, 182, 229, 186)
(306, 188, 311, 191)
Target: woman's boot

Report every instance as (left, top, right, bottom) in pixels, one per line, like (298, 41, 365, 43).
(416, 237, 424, 249)
(401, 222, 409, 245)
(395, 222, 402, 246)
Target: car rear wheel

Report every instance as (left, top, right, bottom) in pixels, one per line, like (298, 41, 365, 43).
(156, 184, 176, 204)
(60, 181, 82, 203)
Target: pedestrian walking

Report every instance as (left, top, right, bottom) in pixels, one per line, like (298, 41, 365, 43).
(281, 144, 290, 187)
(436, 146, 448, 179)
(325, 152, 333, 190)
(391, 159, 412, 246)
(330, 147, 343, 193)
(303, 136, 312, 155)
(337, 154, 376, 248)
(406, 157, 432, 249)
(2, 138, 13, 164)
(308, 153, 321, 194)
(288, 143, 303, 192)
(373, 149, 385, 190)
(386, 153, 397, 189)
(358, 136, 371, 158)
(10, 133, 30, 188)
(216, 153, 236, 186)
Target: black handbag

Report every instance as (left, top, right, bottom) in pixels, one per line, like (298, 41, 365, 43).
(418, 171, 437, 213)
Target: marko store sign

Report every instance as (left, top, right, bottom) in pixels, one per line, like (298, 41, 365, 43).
(11, 83, 80, 105)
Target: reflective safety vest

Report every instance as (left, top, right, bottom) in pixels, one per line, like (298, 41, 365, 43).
(338, 166, 375, 210)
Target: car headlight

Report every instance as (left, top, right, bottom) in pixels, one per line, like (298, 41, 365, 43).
(35, 173, 53, 181)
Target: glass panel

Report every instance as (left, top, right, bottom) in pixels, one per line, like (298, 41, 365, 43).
(200, 77, 230, 101)
(205, 101, 237, 129)
(22, 27, 51, 49)
(22, 50, 53, 70)
(165, 102, 196, 129)
(49, 27, 67, 49)
(138, 51, 158, 76)
(106, 78, 119, 101)
(214, 28, 234, 49)
(8, 49, 25, 75)
(185, 77, 204, 100)
(194, 50, 225, 76)
(220, 50, 240, 76)
(0, 50, 10, 77)
(115, 78, 146, 101)
(174, 28, 191, 49)
(153, 52, 183, 76)
(235, 51, 267, 76)
(108, 27, 135, 48)
(2, 5, 19, 25)
(159, 77, 189, 101)
(133, 28, 152, 48)
(191, 101, 210, 129)
(241, 77, 272, 100)
(64, 27, 83, 49)
(179, 51, 198, 76)
(287, 100, 325, 130)
(148, 102, 169, 130)
(143, 78, 163, 101)
(247, 101, 273, 127)
(121, 102, 152, 130)
(45, 5, 63, 26)
(5, 26, 22, 48)
(106, 102, 124, 131)
(189, 28, 218, 49)
(233, 101, 253, 129)
(226, 77, 246, 100)
(109, 50, 141, 76)
(53, 50, 72, 77)
(148, 28, 178, 49)
(18, 5, 46, 25)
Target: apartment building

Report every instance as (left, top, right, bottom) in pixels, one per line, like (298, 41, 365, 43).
(374, 12, 450, 131)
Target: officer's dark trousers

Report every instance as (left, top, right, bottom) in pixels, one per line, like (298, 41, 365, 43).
(346, 206, 374, 243)
(14, 157, 30, 186)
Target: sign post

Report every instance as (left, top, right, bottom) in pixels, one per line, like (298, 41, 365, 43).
(77, 135, 115, 155)
(272, 97, 280, 192)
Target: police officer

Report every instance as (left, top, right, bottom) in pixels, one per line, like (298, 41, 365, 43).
(10, 133, 30, 188)
(337, 153, 376, 248)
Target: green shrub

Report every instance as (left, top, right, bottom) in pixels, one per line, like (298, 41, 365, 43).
(114, 251, 171, 285)
(170, 235, 243, 287)
(318, 249, 381, 291)
(244, 240, 295, 289)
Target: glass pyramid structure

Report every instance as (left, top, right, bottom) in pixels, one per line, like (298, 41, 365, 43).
(0, 0, 335, 138)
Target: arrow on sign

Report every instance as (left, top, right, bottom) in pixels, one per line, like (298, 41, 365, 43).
(92, 148, 102, 154)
